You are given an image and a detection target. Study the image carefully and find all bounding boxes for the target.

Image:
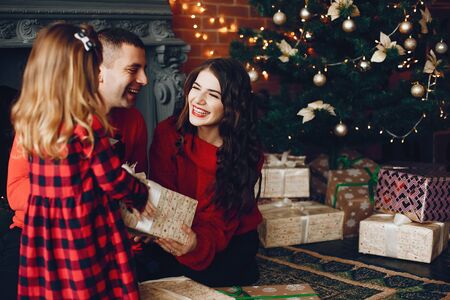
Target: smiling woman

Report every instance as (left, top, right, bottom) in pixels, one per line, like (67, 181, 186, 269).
(139, 58, 263, 287)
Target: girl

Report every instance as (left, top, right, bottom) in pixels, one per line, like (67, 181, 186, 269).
(11, 23, 152, 299)
(143, 58, 263, 286)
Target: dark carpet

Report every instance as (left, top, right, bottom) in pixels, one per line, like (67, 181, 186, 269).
(256, 246, 450, 300)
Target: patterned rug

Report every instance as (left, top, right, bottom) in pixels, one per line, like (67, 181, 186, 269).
(256, 246, 450, 300)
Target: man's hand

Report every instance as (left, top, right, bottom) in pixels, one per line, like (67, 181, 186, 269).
(155, 224, 197, 257)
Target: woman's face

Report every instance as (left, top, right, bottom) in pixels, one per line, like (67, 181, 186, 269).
(188, 69, 224, 129)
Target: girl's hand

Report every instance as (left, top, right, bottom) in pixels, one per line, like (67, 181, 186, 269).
(155, 224, 197, 256)
(141, 198, 156, 219)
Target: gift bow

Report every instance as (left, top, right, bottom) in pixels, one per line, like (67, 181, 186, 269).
(336, 155, 363, 169)
(331, 166, 380, 208)
(265, 151, 304, 168)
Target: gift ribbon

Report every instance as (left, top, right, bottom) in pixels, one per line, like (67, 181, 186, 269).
(218, 286, 319, 299)
(336, 155, 363, 169)
(370, 214, 447, 260)
(331, 166, 380, 208)
(265, 151, 305, 168)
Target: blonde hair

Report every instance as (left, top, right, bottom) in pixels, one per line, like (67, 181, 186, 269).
(11, 22, 111, 159)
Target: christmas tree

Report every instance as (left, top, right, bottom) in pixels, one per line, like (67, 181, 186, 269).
(230, 0, 449, 165)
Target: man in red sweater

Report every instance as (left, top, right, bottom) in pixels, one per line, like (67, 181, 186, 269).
(1, 27, 148, 299)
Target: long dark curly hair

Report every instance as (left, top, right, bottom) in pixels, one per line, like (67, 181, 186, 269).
(176, 58, 261, 217)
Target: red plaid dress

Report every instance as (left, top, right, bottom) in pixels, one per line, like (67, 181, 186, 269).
(18, 116, 148, 299)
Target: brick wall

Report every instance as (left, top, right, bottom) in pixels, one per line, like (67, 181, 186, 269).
(170, 0, 279, 92)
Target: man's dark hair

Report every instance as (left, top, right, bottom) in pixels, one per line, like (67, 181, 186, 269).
(98, 28, 145, 67)
(98, 27, 145, 49)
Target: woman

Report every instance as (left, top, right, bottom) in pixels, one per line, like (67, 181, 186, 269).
(142, 58, 263, 287)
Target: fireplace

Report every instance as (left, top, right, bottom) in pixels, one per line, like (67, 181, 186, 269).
(0, 0, 190, 143)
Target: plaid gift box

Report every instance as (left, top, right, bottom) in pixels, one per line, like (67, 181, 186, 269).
(375, 166, 450, 223)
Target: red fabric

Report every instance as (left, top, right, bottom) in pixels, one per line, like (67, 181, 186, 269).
(7, 107, 148, 229)
(149, 117, 262, 271)
(18, 116, 148, 299)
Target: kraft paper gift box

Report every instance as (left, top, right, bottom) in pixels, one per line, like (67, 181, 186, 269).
(359, 214, 449, 263)
(375, 166, 450, 223)
(121, 164, 198, 244)
(139, 276, 233, 300)
(309, 152, 378, 200)
(218, 283, 320, 300)
(257, 152, 310, 198)
(258, 199, 344, 248)
(325, 168, 377, 237)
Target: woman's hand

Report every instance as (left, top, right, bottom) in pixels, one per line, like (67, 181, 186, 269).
(155, 224, 197, 256)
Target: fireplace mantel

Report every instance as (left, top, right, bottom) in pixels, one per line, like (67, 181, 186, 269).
(0, 0, 190, 144)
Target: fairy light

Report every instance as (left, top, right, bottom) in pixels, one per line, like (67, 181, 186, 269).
(262, 70, 269, 80)
(209, 18, 215, 24)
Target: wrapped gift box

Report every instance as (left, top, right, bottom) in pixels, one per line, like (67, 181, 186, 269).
(218, 283, 319, 300)
(375, 166, 450, 223)
(258, 152, 309, 198)
(139, 276, 233, 300)
(309, 152, 378, 200)
(359, 214, 449, 263)
(258, 200, 344, 248)
(121, 165, 198, 244)
(325, 168, 375, 237)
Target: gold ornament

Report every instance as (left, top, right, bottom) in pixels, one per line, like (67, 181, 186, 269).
(435, 41, 448, 54)
(342, 17, 356, 33)
(273, 10, 287, 25)
(399, 21, 413, 34)
(248, 69, 259, 82)
(357, 57, 371, 72)
(410, 83, 425, 98)
(403, 37, 417, 51)
(313, 71, 327, 86)
(300, 7, 311, 21)
(334, 122, 348, 137)
(305, 31, 313, 41)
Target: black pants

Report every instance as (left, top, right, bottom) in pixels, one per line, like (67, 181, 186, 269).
(0, 208, 20, 300)
(136, 230, 259, 287)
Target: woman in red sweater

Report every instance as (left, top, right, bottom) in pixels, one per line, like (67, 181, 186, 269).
(140, 58, 263, 286)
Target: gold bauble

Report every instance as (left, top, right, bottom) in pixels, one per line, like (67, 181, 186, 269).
(273, 10, 287, 25)
(313, 72, 327, 86)
(342, 18, 356, 33)
(410, 83, 425, 98)
(399, 21, 413, 34)
(334, 122, 348, 137)
(435, 41, 448, 54)
(403, 37, 417, 51)
(248, 69, 259, 82)
(300, 7, 311, 21)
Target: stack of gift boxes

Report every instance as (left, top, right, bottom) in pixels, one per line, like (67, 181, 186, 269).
(359, 165, 450, 263)
(257, 152, 345, 248)
(260, 151, 449, 264)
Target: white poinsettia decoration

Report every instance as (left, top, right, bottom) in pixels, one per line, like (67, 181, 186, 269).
(370, 32, 405, 63)
(419, 7, 432, 34)
(277, 39, 298, 62)
(327, 0, 360, 21)
(423, 50, 444, 77)
(297, 100, 336, 123)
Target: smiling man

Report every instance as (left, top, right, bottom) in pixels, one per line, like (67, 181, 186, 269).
(98, 28, 148, 110)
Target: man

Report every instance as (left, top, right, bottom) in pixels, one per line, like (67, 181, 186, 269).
(1, 27, 149, 299)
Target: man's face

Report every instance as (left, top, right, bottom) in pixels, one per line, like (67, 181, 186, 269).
(99, 44, 147, 111)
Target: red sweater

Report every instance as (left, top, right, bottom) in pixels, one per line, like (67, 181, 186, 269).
(7, 107, 148, 229)
(149, 117, 262, 271)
